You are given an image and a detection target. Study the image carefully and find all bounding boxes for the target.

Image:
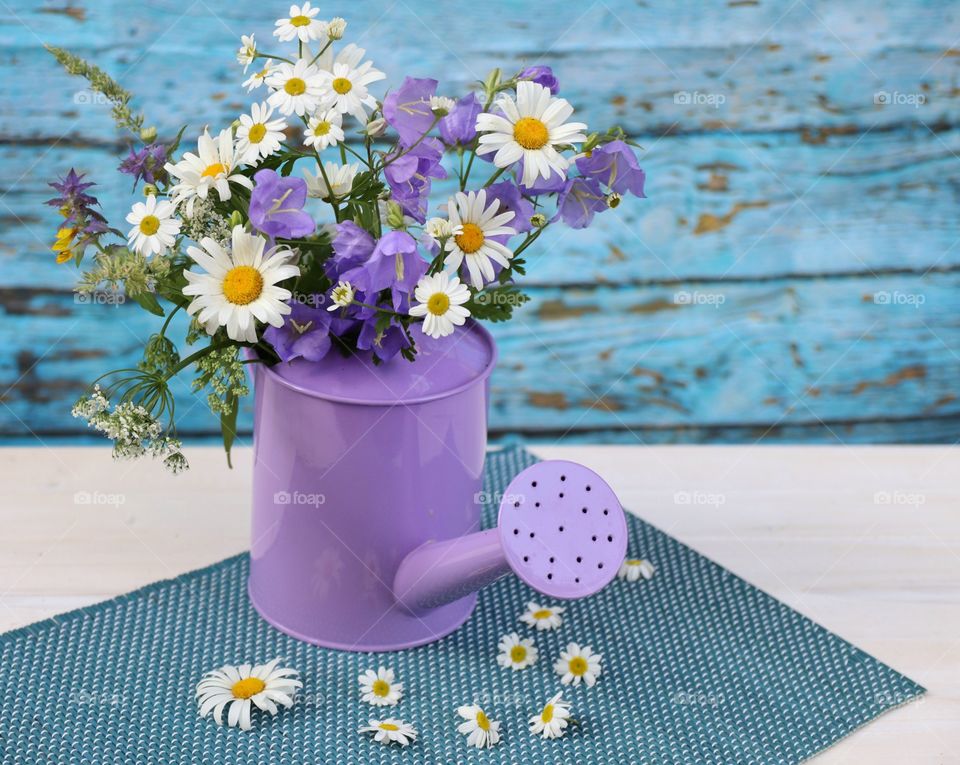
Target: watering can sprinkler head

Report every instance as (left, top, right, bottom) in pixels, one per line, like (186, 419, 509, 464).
(392, 460, 629, 613)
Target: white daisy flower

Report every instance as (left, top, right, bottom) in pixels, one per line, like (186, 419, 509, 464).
(443, 189, 516, 289)
(244, 59, 274, 92)
(358, 667, 403, 707)
(476, 80, 588, 187)
(327, 279, 355, 311)
(430, 95, 456, 116)
(520, 600, 564, 631)
(195, 658, 301, 731)
(456, 704, 502, 749)
(236, 102, 287, 163)
(326, 16, 346, 40)
(409, 272, 471, 339)
(125, 194, 180, 257)
(618, 557, 656, 581)
(358, 718, 417, 747)
(267, 58, 326, 117)
(303, 161, 359, 200)
(274, 1, 326, 43)
(496, 632, 538, 670)
(303, 109, 344, 151)
(319, 44, 385, 123)
(529, 691, 573, 739)
(424, 216, 455, 242)
(165, 128, 252, 216)
(236, 34, 257, 72)
(554, 642, 603, 687)
(182, 225, 299, 343)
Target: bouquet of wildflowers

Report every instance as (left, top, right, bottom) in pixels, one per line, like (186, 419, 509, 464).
(48, 3, 646, 471)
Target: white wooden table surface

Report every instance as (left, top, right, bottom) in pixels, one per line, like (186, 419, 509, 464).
(2, 445, 958, 763)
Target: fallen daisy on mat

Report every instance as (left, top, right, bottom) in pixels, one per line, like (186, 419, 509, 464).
(358, 666, 403, 706)
(358, 718, 418, 747)
(554, 642, 603, 687)
(529, 691, 573, 739)
(456, 703, 502, 748)
(497, 631, 539, 670)
(618, 557, 656, 581)
(195, 658, 301, 731)
(520, 601, 565, 631)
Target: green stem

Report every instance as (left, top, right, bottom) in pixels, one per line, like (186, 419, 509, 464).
(482, 166, 507, 187)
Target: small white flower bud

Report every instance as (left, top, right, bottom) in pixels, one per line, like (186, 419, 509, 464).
(327, 17, 346, 39)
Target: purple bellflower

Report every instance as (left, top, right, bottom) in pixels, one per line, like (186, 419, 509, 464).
(248, 169, 315, 239)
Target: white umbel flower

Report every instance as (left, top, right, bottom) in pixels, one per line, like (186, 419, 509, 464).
(267, 58, 326, 117)
(303, 161, 359, 200)
(618, 557, 656, 581)
(497, 632, 538, 670)
(529, 691, 573, 739)
(327, 279, 355, 311)
(358, 667, 403, 707)
(456, 704, 502, 749)
(165, 128, 252, 216)
(520, 600, 564, 631)
(274, 1, 326, 43)
(443, 189, 516, 289)
(304, 109, 344, 151)
(358, 718, 417, 747)
(476, 80, 588, 187)
(182, 225, 299, 343)
(554, 642, 603, 687)
(236, 102, 287, 163)
(236, 34, 257, 72)
(320, 44, 385, 123)
(409, 272, 471, 339)
(244, 59, 274, 92)
(195, 658, 301, 731)
(125, 194, 180, 257)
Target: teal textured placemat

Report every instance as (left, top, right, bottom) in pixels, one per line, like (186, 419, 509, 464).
(0, 447, 923, 764)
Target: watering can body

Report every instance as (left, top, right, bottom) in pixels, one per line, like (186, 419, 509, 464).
(247, 322, 496, 651)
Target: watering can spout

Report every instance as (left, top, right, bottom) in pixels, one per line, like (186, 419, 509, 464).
(392, 461, 628, 613)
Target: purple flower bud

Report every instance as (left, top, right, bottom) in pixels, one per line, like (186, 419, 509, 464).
(519, 65, 559, 95)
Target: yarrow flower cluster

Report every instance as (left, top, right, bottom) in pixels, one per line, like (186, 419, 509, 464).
(47, 5, 646, 471)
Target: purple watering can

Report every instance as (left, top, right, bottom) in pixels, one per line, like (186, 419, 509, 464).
(247, 323, 627, 651)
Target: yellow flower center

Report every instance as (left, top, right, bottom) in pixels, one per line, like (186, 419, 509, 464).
(314, 121, 331, 136)
(569, 656, 588, 675)
(454, 222, 484, 254)
(231, 677, 265, 699)
(332, 77, 353, 95)
(476, 710, 491, 731)
(513, 117, 549, 150)
(248, 123, 267, 143)
(201, 162, 226, 178)
(256, 64, 270, 79)
(290, 14, 311, 26)
(285, 77, 307, 96)
(222, 265, 264, 305)
(372, 679, 391, 697)
(426, 292, 450, 316)
(532, 608, 552, 620)
(541, 704, 554, 723)
(378, 722, 399, 731)
(138, 215, 160, 235)
(510, 645, 528, 663)
(626, 558, 643, 566)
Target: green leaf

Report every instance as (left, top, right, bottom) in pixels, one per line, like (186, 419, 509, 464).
(466, 286, 530, 323)
(220, 393, 239, 470)
(131, 290, 165, 316)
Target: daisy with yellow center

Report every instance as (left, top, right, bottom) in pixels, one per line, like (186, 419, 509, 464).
(476, 80, 588, 188)
(320, 44, 385, 123)
(236, 102, 287, 164)
(327, 279, 355, 311)
(358, 718, 417, 747)
(442, 189, 517, 289)
(618, 557, 656, 581)
(554, 642, 603, 687)
(408, 272, 471, 339)
(267, 58, 326, 117)
(497, 631, 538, 670)
(164, 128, 252, 216)
(529, 691, 573, 739)
(304, 108, 344, 151)
(456, 704, 502, 749)
(182, 225, 299, 343)
(274, 1, 326, 43)
(125, 193, 180, 257)
(358, 666, 403, 707)
(195, 658, 301, 731)
(244, 58, 274, 92)
(236, 34, 257, 72)
(520, 600, 564, 631)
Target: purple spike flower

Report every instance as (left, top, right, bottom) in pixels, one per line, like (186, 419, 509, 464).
(248, 169, 315, 239)
(118, 143, 169, 186)
(576, 140, 646, 197)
